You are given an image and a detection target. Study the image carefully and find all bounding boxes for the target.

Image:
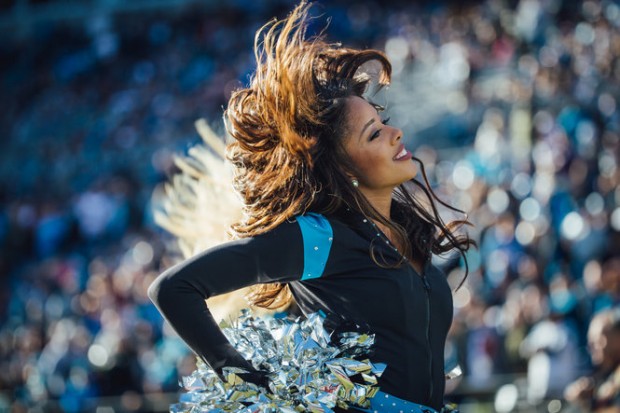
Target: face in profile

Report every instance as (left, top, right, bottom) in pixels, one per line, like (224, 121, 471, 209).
(343, 96, 418, 195)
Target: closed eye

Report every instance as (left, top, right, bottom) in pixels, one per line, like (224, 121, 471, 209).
(369, 117, 391, 141)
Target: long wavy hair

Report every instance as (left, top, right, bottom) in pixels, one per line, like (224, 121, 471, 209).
(225, 1, 474, 309)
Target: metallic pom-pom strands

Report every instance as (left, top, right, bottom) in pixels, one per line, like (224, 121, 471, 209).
(172, 311, 386, 413)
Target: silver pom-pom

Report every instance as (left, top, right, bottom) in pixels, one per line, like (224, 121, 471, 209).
(171, 310, 386, 413)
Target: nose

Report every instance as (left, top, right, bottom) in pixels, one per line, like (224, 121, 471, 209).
(391, 126, 403, 144)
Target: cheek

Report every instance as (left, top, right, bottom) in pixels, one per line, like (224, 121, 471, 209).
(349, 149, 383, 179)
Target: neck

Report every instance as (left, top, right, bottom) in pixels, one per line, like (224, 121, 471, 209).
(359, 188, 392, 220)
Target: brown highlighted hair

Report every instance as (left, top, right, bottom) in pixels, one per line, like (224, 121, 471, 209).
(225, 2, 473, 308)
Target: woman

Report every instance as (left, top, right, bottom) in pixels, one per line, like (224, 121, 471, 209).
(148, 2, 473, 412)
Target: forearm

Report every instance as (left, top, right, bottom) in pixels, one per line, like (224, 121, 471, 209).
(148, 223, 303, 372)
(148, 271, 254, 372)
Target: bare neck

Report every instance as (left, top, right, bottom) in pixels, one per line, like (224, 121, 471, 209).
(359, 188, 393, 221)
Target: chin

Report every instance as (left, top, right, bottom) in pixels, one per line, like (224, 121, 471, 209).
(405, 171, 418, 182)
(395, 177, 414, 186)
(406, 166, 418, 180)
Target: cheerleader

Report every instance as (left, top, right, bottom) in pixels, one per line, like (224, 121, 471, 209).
(149, 2, 473, 412)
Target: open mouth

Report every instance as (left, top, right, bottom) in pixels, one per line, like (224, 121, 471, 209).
(393, 147, 409, 161)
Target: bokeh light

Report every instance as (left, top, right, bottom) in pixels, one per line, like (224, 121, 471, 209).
(3, 1, 620, 411)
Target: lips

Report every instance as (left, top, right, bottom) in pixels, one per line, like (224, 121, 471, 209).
(393, 145, 410, 161)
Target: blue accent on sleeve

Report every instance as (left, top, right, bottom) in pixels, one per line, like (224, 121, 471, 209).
(296, 213, 333, 281)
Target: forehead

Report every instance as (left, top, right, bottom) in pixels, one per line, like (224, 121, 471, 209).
(345, 96, 379, 125)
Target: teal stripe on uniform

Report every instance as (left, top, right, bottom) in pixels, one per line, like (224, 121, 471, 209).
(352, 391, 440, 413)
(296, 213, 333, 280)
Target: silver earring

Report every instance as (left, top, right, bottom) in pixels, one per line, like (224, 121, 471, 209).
(352, 178, 359, 188)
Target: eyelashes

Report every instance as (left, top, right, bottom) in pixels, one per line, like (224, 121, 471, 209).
(370, 117, 391, 140)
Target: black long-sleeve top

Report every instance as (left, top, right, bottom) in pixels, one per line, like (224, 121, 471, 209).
(148, 212, 453, 411)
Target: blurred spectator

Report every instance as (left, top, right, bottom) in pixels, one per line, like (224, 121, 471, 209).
(565, 307, 620, 412)
(1, 0, 620, 411)
(519, 291, 584, 403)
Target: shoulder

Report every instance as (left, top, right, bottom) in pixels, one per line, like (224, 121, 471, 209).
(292, 212, 368, 277)
(293, 212, 355, 244)
(295, 212, 333, 232)
(293, 213, 334, 247)
(293, 213, 334, 280)
(244, 213, 345, 246)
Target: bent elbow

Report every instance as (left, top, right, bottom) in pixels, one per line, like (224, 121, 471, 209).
(147, 271, 177, 311)
(147, 276, 162, 307)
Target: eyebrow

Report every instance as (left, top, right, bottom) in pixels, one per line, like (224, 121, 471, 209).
(359, 118, 375, 140)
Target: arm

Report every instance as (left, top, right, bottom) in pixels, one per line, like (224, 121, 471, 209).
(148, 220, 303, 374)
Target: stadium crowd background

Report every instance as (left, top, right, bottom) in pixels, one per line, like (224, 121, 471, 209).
(1, 0, 620, 411)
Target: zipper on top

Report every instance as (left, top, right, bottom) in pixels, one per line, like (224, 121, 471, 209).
(422, 275, 433, 402)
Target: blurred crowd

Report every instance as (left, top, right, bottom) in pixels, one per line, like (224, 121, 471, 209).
(1, 0, 620, 412)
